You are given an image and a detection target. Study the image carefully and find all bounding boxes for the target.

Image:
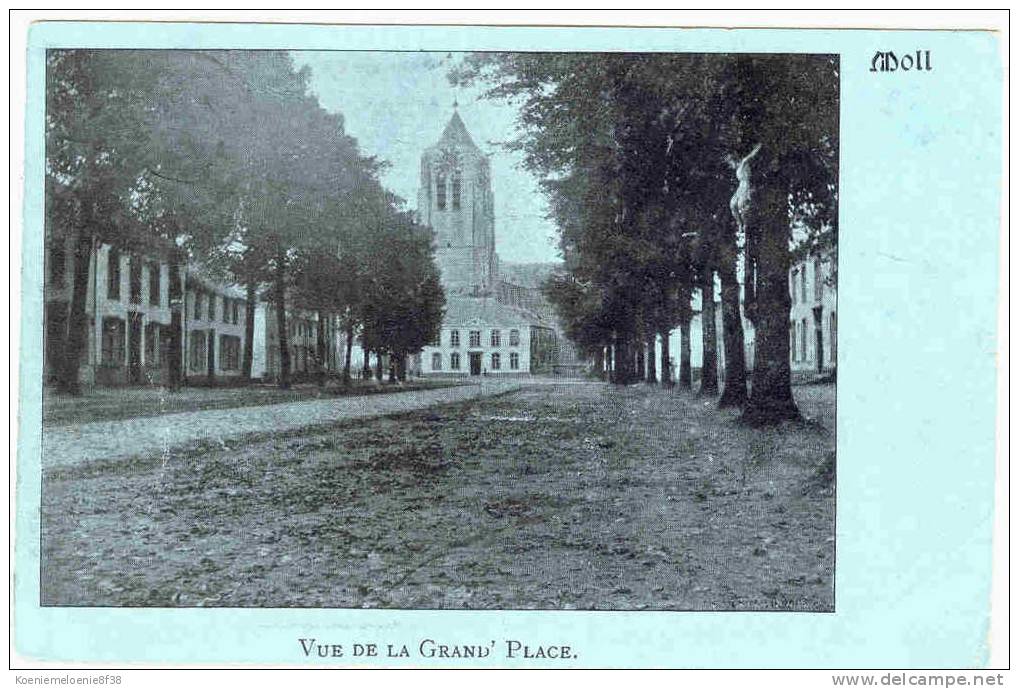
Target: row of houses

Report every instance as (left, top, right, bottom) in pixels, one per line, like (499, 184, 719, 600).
(43, 238, 367, 388)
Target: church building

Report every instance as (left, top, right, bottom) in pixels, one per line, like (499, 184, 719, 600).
(417, 108, 558, 376)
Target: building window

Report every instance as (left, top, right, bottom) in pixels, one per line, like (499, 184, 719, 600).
(452, 171, 462, 210)
(49, 242, 66, 287)
(814, 258, 823, 302)
(450, 352, 460, 370)
(148, 262, 161, 307)
(801, 268, 807, 303)
(107, 248, 121, 301)
(469, 330, 481, 347)
(193, 291, 202, 320)
(207, 294, 216, 321)
(450, 330, 460, 347)
(790, 322, 797, 362)
(436, 172, 447, 210)
(491, 352, 501, 370)
(129, 254, 142, 304)
(490, 329, 501, 347)
(510, 352, 520, 370)
(431, 352, 442, 371)
(509, 329, 520, 347)
(790, 269, 797, 305)
(220, 335, 241, 371)
(429, 331, 440, 347)
(189, 331, 204, 371)
(222, 298, 230, 324)
(101, 317, 125, 366)
(801, 318, 808, 361)
(144, 322, 160, 367)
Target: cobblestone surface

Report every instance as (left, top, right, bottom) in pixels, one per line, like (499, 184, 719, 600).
(42, 381, 520, 470)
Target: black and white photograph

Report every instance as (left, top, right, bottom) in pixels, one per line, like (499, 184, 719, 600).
(40, 49, 838, 612)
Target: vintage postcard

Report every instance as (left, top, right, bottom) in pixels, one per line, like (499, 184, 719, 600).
(13, 19, 1004, 669)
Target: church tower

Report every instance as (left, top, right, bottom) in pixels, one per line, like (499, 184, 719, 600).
(418, 108, 498, 296)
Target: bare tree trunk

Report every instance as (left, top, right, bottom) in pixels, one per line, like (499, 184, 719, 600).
(679, 316, 692, 389)
(56, 231, 94, 395)
(167, 254, 184, 391)
(593, 347, 605, 380)
(659, 328, 673, 387)
(718, 255, 748, 408)
(700, 269, 719, 395)
(343, 320, 354, 386)
(316, 309, 327, 388)
(397, 353, 407, 382)
(374, 351, 383, 382)
(645, 334, 657, 384)
(743, 163, 799, 424)
(274, 247, 291, 390)
(242, 281, 256, 380)
(613, 331, 634, 385)
(635, 329, 646, 383)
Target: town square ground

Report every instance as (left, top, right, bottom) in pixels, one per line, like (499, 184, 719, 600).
(41, 380, 835, 611)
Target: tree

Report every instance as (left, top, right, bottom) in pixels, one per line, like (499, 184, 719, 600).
(46, 49, 407, 397)
(542, 275, 615, 378)
(731, 55, 839, 424)
(291, 250, 345, 386)
(46, 50, 254, 393)
(358, 203, 445, 382)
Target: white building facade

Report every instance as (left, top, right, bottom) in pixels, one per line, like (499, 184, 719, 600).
(789, 249, 837, 374)
(419, 297, 556, 377)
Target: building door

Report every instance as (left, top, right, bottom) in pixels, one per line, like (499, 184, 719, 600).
(128, 312, 143, 384)
(469, 352, 482, 376)
(813, 306, 824, 372)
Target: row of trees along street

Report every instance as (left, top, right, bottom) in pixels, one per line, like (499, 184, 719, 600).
(452, 53, 838, 425)
(46, 51, 445, 395)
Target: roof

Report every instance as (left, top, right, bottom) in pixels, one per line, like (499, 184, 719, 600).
(436, 110, 479, 152)
(185, 263, 247, 299)
(443, 295, 551, 329)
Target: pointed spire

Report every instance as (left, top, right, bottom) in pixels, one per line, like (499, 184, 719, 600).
(439, 107, 478, 151)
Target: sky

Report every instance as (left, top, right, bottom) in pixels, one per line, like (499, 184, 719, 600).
(291, 51, 561, 265)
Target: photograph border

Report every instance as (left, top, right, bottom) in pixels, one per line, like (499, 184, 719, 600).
(14, 19, 1003, 669)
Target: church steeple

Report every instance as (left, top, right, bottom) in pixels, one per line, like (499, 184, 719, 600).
(419, 106, 497, 295)
(439, 109, 479, 151)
